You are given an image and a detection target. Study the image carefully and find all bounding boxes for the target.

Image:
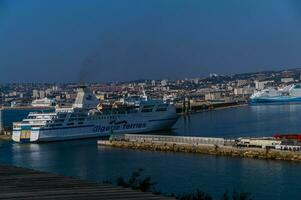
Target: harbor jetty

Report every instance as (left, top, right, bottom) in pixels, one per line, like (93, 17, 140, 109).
(175, 100, 246, 114)
(0, 164, 173, 200)
(98, 134, 301, 162)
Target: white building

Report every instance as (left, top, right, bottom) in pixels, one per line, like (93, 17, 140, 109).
(237, 138, 281, 149)
(237, 80, 249, 87)
(281, 78, 294, 83)
(32, 90, 39, 98)
(234, 87, 255, 96)
(254, 80, 273, 90)
(205, 92, 222, 101)
(161, 80, 168, 86)
(39, 90, 45, 99)
(151, 80, 156, 86)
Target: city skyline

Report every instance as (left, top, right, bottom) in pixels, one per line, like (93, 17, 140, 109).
(2, 0, 301, 83)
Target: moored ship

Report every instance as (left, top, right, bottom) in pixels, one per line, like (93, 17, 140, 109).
(250, 84, 301, 104)
(12, 86, 179, 143)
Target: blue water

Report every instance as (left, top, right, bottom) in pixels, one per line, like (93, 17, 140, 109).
(1, 105, 301, 200)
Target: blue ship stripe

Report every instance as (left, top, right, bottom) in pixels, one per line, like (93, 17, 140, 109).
(149, 117, 178, 122)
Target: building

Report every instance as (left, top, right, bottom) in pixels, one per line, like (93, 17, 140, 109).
(254, 80, 273, 90)
(237, 137, 281, 149)
(205, 92, 222, 101)
(151, 80, 156, 86)
(39, 90, 45, 99)
(161, 80, 168, 86)
(237, 80, 249, 87)
(234, 87, 255, 96)
(32, 90, 39, 98)
(281, 78, 294, 83)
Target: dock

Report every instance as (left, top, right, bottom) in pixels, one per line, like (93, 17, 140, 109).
(99, 134, 301, 162)
(0, 164, 173, 200)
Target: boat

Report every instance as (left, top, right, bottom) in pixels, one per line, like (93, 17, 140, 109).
(31, 98, 56, 107)
(12, 86, 179, 143)
(250, 84, 301, 104)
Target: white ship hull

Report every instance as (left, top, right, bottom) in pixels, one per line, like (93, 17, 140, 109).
(12, 86, 179, 143)
(13, 112, 178, 143)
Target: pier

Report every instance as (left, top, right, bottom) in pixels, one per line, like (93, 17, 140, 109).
(0, 164, 173, 200)
(99, 134, 301, 162)
(175, 100, 246, 114)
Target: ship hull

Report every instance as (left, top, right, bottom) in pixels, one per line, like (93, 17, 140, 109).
(250, 96, 301, 104)
(12, 113, 179, 143)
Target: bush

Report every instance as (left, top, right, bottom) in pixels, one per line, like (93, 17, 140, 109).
(116, 168, 156, 192)
(115, 169, 253, 200)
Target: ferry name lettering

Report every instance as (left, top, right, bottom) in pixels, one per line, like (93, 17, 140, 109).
(93, 123, 146, 132)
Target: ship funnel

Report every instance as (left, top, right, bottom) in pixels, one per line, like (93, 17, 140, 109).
(72, 86, 99, 109)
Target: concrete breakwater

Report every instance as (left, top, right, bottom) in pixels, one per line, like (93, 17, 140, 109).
(175, 101, 246, 114)
(0, 134, 11, 140)
(98, 134, 301, 162)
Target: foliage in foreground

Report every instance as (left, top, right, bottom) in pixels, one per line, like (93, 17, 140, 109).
(112, 169, 252, 200)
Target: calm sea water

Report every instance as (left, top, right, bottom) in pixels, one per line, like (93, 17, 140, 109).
(1, 104, 301, 200)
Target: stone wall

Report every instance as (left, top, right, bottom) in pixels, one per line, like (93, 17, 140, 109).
(99, 140, 301, 162)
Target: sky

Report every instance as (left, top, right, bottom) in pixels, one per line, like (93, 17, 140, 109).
(1, 0, 301, 83)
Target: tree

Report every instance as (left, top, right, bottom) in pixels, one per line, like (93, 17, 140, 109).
(221, 191, 252, 200)
(116, 168, 156, 192)
(177, 189, 213, 200)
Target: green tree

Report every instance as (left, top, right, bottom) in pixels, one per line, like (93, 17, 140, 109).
(116, 168, 156, 192)
(177, 189, 213, 200)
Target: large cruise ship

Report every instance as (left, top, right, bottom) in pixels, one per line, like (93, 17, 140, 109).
(12, 86, 179, 143)
(250, 84, 301, 104)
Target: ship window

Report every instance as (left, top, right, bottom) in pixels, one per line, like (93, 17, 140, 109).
(146, 105, 154, 108)
(55, 124, 62, 126)
(67, 123, 74, 126)
(78, 122, 83, 125)
(156, 104, 168, 112)
(142, 105, 154, 109)
(158, 104, 168, 107)
(141, 108, 153, 112)
(58, 114, 67, 118)
(156, 108, 167, 112)
(141, 105, 154, 112)
(27, 116, 36, 119)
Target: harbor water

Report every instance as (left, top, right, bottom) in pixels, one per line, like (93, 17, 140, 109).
(1, 104, 301, 199)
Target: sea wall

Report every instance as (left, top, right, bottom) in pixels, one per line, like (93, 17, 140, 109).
(98, 140, 301, 162)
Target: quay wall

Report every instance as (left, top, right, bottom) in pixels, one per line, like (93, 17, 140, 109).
(99, 140, 301, 162)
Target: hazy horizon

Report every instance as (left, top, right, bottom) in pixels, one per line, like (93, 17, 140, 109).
(1, 0, 301, 83)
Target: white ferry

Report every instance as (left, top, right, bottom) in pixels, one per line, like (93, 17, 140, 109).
(250, 84, 301, 104)
(31, 98, 56, 107)
(12, 86, 179, 143)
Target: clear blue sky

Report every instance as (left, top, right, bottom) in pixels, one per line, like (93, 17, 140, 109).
(1, 0, 301, 83)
